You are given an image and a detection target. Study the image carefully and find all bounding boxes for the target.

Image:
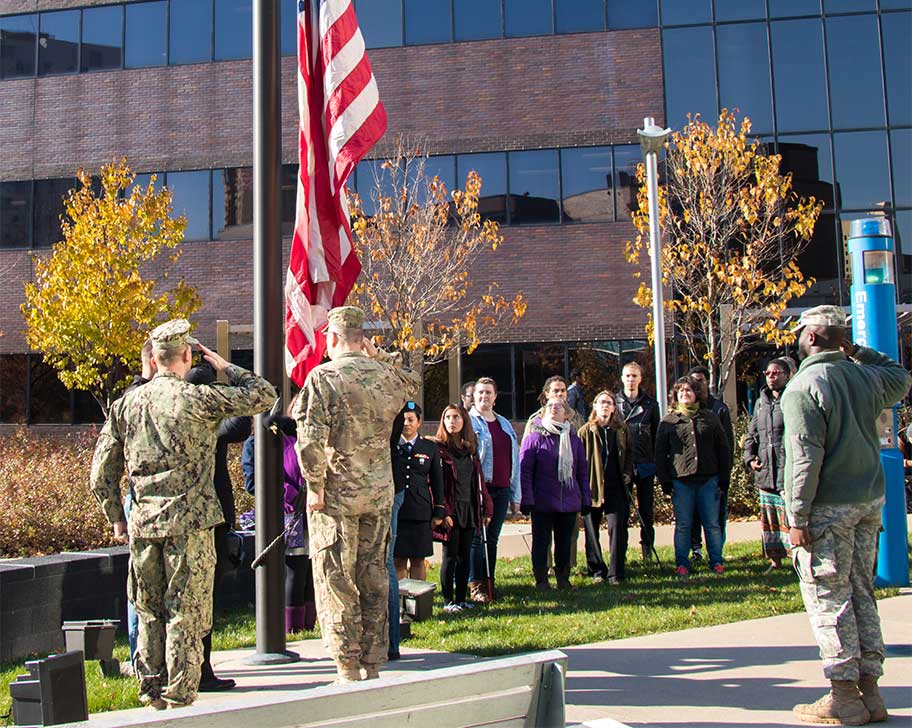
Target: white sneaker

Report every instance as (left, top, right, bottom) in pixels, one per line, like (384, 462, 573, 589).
(458, 601, 475, 610)
(443, 602, 464, 614)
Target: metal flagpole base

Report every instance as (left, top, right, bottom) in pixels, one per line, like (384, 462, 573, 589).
(242, 650, 301, 666)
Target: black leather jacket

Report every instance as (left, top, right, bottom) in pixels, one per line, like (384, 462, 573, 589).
(616, 390, 660, 465)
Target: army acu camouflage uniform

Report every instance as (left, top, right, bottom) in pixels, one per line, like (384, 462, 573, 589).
(91, 321, 277, 706)
(782, 334, 911, 684)
(293, 335, 420, 675)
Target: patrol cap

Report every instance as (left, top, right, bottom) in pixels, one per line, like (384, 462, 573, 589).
(326, 305, 364, 333)
(792, 305, 847, 333)
(150, 318, 199, 351)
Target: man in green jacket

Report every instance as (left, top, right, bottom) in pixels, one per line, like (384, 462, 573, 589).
(782, 305, 911, 726)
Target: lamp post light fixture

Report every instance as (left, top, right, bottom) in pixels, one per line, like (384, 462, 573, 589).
(638, 116, 671, 416)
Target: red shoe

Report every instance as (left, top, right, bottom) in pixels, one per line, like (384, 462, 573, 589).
(675, 566, 690, 581)
(711, 563, 724, 575)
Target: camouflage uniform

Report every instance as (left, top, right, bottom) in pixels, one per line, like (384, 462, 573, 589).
(293, 307, 420, 674)
(792, 498, 885, 681)
(90, 319, 277, 706)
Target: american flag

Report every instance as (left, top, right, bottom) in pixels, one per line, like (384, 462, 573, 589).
(285, 0, 386, 385)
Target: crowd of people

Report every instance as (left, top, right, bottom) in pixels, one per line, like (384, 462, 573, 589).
(87, 304, 910, 725)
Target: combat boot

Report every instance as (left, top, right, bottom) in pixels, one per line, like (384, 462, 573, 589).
(857, 674, 888, 722)
(793, 680, 871, 725)
(533, 567, 551, 591)
(360, 663, 380, 680)
(333, 662, 363, 685)
(555, 567, 573, 591)
(468, 581, 489, 603)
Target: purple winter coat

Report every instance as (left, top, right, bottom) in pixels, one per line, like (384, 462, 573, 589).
(520, 420, 592, 513)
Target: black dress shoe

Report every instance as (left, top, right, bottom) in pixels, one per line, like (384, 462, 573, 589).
(198, 676, 236, 692)
(387, 652, 401, 661)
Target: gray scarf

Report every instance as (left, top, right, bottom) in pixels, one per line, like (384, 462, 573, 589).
(541, 416, 574, 487)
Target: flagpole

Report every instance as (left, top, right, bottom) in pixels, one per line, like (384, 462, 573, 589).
(247, 0, 298, 665)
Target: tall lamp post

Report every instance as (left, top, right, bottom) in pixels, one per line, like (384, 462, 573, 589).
(638, 117, 671, 416)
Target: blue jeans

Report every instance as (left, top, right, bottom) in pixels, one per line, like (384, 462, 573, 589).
(469, 486, 511, 583)
(124, 491, 139, 662)
(387, 489, 405, 656)
(672, 477, 723, 569)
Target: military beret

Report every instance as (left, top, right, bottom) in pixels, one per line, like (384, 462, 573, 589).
(150, 318, 199, 351)
(326, 306, 364, 332)
(792, 305, 847, 332)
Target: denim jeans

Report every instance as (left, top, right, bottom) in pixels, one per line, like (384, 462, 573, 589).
(469, 486, 511, 583)
(387, 489, 405, 656)
(124, 491, 139, 662)
(672, 476, 723, 569)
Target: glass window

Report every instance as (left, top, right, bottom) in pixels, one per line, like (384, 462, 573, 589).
(769, 0, 820, 16)
(508, 149, 560, 224)
(717, 23, 773, 134)
(505, 0, 552, 37)
(560, 146, 613, 223)
(833, 131, 890, 210)
(890, 129, 911, 207)
(29, 355, 71, 424)
(281, 0, 297, 55)
(281, 164, 296, 228)
(880, 0, 911, 8)
(212, 167, 254, 239)
(38, 10, 79, 76)
(778, 134, 835, 209)
(824, 0, 875, 11)
(613, 144, 640, 220)
(771, 19, 828, 132)
(357, 0, 403, 48)
(33, 178, 72, 248)
(0, 354, 28, 423)
(405, 0, 452, 44)
(826, 16, 884, 129)
(354, 159, 396, 217)
(1, 181, 32, 248)
(607, 0, 658, 28)
(1, 14, 37, 78)
(556, 0, 604, 33)
(714, 0, 765, 21)
(793, 212, 841, 303)
(462, 344, 515, 417)
(170, 0, 212, 64)
(423, 155, 456, 195)
(663, 26, 716, 130)
(882, 11, 911, 126)
(215, 0, 252, 60)
(166, 170, 211, 241)
(125, 2, 166, 68)
(895, 209, 912, 281)
(81, 5, 123, 72)
(454, 0, 501, 40)
(457, 152, 506, 223)
(660, 0, 711, 25)
(73, 389, 103, 424)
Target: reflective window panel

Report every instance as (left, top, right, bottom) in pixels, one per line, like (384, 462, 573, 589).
(607, 0, 658, 28)
(508, 149, 560, 224)
(125, 2, 166, 68)
(768, 0, 820, 17)
(714, 0, 765, 21)
(170, 0, 212, 64)
(890, 129, 911, 207)
(38, 10, 79, 76)
(660, 0, 711, 25)
(505, 0, 553, 37)
(777, 134, 835, 209)
(717, 22, 773, 134)
(560, 146, 613, 223)
(0, 181, 32, 248)
(454, 0, 502, 40)
(833, 130, 890, 210)
(771, 19, 828, 132)
(405, 0, 452, 44)
(281, 0, 297, 55)
(663, 26, 716, 129)
(357, 0, 404, 48)
(81, 5, 122, 72)
(1, 14, 37, 78)
(826, 15, 885, 129)
(555, 0, 605, 33)
(215, 0, 253, 60)
(33, 178, 73, 247)
(882, 11, 911, 125)
(458, 152, 507, 223)
(166, 170, 211, 241)
(613, 144, 640, 221)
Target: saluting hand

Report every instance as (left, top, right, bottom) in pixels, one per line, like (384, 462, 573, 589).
(361, 336, 378, 358)
(199, 343, 231, 374)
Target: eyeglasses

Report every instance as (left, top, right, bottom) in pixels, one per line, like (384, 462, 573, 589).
(764, 370, 785, 377)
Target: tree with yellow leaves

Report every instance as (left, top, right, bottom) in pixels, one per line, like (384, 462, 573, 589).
(348, 140, 526, 378)
(624, 110, 822, 394)
(22, 159, 201, 416)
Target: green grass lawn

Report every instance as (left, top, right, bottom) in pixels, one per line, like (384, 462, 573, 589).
(0, 540, 902, 716)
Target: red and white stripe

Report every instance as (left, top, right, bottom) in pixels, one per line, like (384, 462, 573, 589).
(285, 0, 386, 385)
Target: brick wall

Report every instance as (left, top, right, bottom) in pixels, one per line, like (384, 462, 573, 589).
(0, 27, 663, 353)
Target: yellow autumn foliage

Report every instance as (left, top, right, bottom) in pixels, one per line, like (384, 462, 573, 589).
(22, 159, 201, 415)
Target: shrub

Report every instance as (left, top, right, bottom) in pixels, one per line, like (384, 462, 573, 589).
(0, 428, 253, 558)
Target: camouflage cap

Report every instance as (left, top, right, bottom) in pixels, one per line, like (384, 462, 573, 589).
(792, 305, 847, 332)
(326, 305, 364, 333)
(150, 318, 199, 351)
